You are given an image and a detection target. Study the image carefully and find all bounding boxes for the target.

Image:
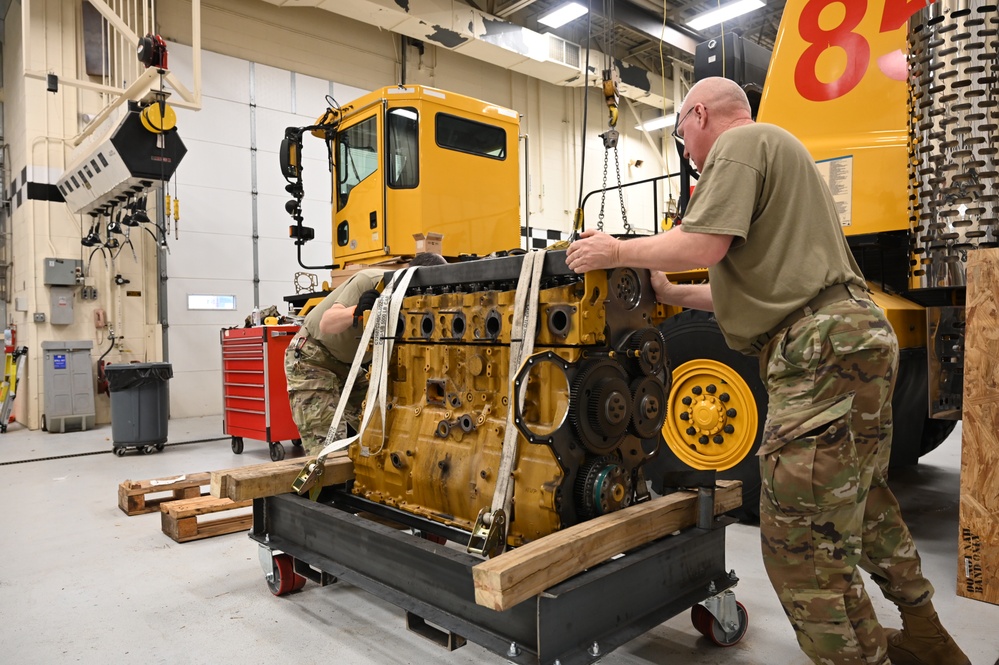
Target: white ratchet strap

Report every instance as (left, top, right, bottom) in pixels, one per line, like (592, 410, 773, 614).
(292, 267, 418, 497)
(481, 250, 546, 548)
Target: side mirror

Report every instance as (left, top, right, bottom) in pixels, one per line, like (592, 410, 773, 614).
(280, 128, 303, 180)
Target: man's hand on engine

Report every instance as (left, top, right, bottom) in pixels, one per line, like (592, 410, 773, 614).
(650, 270, 680, 305)
(353, 289, 380, 327)
(565, 229, 622, 273)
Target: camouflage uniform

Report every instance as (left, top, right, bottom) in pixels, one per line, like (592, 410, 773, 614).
(758, 294, 934, 665)
(284, 334, 368, 455)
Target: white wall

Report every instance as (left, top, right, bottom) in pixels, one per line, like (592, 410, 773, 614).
(2, 0, 684, 426)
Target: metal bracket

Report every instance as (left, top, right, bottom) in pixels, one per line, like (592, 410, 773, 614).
(466, 508, 506, 557)
(258, 543, 277, 584)
(406, 612, 467, 651)
(700, 588, 740, 635)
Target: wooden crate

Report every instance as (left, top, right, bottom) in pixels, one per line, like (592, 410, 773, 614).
(118, 472, 211, 516)
(160, 496, 253, 543)
(958, 249, 999, 605)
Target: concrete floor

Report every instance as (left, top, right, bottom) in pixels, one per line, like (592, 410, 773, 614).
(1, 416, 997, 665)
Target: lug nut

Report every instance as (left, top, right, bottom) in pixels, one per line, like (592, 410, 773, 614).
(713, 435, 724, 444)
(719, 393, 730, 402)
(686, 426, 697, 436)
(682, 396, 693, 406)
(706, 384, 716, 394)
(723, 424, 735, 434)
(698, 435, 709, 444)
(726, 408, 737, 417)
(679, 412, 690, 421)
(691, 386, 702, 395)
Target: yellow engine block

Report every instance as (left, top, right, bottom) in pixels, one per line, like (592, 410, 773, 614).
(349, 251, 669, 547)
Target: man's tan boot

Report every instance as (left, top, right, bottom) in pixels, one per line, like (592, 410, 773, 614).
(885, 601, 970, 665)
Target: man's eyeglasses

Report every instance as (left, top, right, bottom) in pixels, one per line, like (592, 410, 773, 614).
(671, 105, 701, 145)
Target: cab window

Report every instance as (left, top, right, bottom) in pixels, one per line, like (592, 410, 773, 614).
(435, 113, 506, 160)
(387, 107, 419, 189)
(336, 115, 378, 209)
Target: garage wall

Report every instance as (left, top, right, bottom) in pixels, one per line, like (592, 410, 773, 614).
(0, 0, 681, 427)
(152, 1, 678, 419)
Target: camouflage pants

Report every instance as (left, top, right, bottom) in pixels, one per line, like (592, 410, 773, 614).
(757, 297, 934, 665)
(284, 332, 368, 455)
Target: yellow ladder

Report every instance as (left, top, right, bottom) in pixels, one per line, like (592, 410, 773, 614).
(0, 347, 27, 433)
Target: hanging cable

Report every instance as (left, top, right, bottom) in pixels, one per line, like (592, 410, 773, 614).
(569, 0, 595, 241)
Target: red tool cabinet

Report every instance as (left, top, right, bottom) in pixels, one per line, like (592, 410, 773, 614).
(221, 325, 302, 461)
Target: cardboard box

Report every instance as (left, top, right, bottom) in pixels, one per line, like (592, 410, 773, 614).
(413, 232, 444, 256)
(957, 248, 999, 606)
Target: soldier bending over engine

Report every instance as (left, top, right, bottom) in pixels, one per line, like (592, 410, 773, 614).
(285, 252, 447, 455)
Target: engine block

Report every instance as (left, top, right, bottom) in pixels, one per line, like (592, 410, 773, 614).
(348, 251, 670, 547)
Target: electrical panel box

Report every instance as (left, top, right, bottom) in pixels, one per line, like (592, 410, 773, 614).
(50, 287, 75, 325)
(41, 340, 96, 433)
(43, 258, 82, 286)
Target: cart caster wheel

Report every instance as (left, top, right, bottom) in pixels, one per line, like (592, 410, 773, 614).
(291, 439, 303, 448)
(267, 553, 306, 596)
(231, 437, 244, 454)
(692, 601, 748, 647)
(141, 444, 156, 455)
(155, 442, 165, 452)
(270, 442, 286, 461)
(113, 447, 126, 457)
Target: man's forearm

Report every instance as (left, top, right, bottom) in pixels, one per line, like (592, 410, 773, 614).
(616, 228, 730, 272)
(666, 282, 714, 311)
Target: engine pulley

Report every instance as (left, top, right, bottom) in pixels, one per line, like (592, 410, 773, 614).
(570, 359, 634, 454)
(574, 455, 633, 519)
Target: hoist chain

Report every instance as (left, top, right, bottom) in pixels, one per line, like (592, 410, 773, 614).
(613, 145, 631, 234)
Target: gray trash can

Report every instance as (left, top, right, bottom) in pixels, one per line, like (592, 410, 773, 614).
(105, 362, 172, 456)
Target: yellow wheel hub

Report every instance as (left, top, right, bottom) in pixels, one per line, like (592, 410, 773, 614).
(663, 359, 758, 471)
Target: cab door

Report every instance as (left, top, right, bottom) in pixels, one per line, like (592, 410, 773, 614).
(333, 107, 385, 263)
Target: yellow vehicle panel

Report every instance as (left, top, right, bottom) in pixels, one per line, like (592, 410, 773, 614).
(758, 0, 918, 237)
(332, 86, 521, 265)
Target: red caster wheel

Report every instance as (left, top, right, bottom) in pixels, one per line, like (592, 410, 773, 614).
(691, 600, 748, 646)
(267, 553, 307, 596)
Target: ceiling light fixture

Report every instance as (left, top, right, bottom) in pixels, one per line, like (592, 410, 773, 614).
(538, 2, 588, 29)
(636, 115, 677, 132)
(687, 0, 765, 31)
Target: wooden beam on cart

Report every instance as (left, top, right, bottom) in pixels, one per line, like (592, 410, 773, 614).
(210, 452, 353, 502)
(472, 480, 742, 611)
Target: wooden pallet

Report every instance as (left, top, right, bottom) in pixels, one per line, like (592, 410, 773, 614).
(118, 472, 211, 516)
(160, 496, 253, 543)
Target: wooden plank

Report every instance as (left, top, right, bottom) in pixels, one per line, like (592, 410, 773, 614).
(159, 496, 254, 543)
(472, 480, 742, 611)
(211, 452, 354, 502)
(117, 472, 211, 516)
(209, 457, 317, 500)
(160, 495, 252, 519)
(959, 248, 999, 606)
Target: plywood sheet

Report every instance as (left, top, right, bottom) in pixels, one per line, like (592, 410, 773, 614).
(958, 248, 999, 605)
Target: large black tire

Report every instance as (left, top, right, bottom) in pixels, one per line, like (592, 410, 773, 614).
(646, 310, 767, 522)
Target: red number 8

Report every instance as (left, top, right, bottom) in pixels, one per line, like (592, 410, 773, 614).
(794, 0, 872, 101)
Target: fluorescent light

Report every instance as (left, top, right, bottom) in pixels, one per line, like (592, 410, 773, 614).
(636, 115, 677, 132)
(688, 0, 765, 31)
(538, 2, 588, 29)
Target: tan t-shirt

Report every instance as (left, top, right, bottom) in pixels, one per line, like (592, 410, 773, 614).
(302, 269, 384, 364)
(680, 123, 866, 354)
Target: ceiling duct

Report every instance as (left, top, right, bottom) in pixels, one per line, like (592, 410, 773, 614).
(260, 0, 670, 110)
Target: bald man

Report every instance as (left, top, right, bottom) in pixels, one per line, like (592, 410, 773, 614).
(566, 77, 967, 665)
